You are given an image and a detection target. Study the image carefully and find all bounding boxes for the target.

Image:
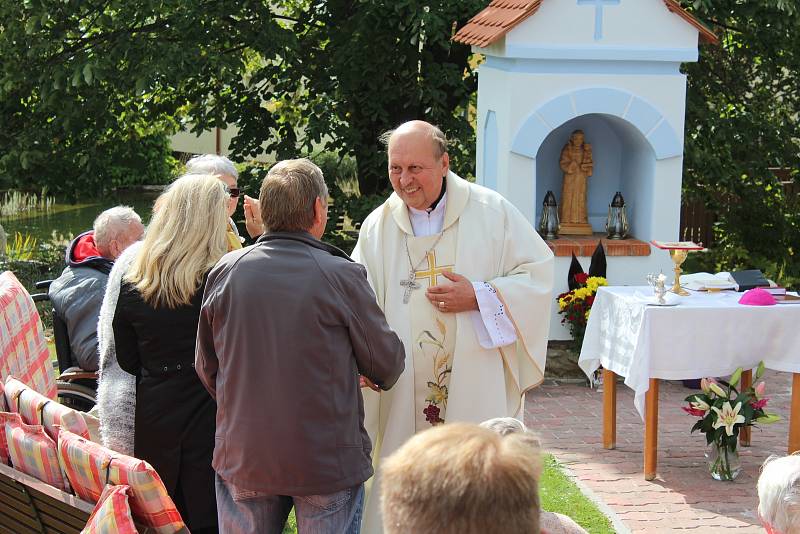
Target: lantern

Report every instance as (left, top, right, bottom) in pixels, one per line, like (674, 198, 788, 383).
(538, 190, 559, 240)
(606, 191, 629, 240)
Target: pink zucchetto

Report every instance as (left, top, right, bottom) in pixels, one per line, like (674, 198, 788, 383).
(738, 288, 776, 306)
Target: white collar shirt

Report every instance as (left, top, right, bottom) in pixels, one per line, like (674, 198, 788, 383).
(407, 192, 447, 237)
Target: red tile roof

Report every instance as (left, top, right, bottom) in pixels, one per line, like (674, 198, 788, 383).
(453, 1, 543, 49)
(662, 0, 718, 45)
(453, 0, 718, 48)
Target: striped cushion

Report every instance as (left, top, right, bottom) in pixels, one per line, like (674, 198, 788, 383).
(58, 430, 186, 533)
(6, 417, 69, 491)
(0, 271, 56, 399)
(0, 411, 22, 465)
(81, 484, 139, 534)
(4, 377, 90, 441)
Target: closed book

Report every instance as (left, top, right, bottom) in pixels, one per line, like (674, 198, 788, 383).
(765, 287, 787, 296)
(730, 269, 770, 292)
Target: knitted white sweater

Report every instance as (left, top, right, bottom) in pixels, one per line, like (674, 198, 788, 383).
(96, 241, 141, 455)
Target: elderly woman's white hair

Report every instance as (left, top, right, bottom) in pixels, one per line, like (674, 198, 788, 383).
(185, 154, 238, 179)
(479, 417, 541, 449)
(758, 454, 800, 533)
(480, 417, 527, 436)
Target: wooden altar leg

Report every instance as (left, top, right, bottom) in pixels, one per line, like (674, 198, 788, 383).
(644, 379, 659, 481)
(603, 369, 617, 449)
(789, 373, 800, 454)
(740, 369, 752, 447)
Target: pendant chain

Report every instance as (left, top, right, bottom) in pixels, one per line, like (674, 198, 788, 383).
(404, 231, 444, 275)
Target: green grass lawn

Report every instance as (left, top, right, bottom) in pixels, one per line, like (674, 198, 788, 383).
(540, 454, 614, 533)
(280, 453, 612, 533)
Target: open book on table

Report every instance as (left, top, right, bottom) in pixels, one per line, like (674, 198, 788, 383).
(680, 271, 775, 292)
(680, 272, 737, 291)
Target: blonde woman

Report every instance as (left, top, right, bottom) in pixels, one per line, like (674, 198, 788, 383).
(111, 174, 228, 534)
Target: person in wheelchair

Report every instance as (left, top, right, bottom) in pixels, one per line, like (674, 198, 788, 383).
(48, 206, 144, 372)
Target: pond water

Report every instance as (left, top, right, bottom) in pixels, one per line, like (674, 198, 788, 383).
(1, 192, 159, 245)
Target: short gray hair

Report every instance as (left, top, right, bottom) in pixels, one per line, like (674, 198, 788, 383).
(379, 121, 448, 159)
(758, 454, 800, 533)
(259, 158, 328, 233)
(480, 417, 541, 450)
(480, 417, 528, 437)
(93, 206, 141, 251)
(185, 154, 238, 180)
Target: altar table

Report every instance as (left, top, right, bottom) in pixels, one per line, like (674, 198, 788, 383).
(578, 286, 800, 480)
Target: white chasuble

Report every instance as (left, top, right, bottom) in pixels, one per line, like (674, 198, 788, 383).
(352, 171, 555, 534)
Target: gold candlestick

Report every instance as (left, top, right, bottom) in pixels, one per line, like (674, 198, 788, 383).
(669, 249, 690, 296)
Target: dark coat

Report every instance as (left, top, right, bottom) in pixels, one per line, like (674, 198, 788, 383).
(48, 230, 114, 371)
(196, 232, 405, 496)
(113, 279, 217, 531)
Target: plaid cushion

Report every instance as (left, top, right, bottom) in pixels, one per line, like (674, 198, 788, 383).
(0, 271, 56, 399)
(81, 484, 139, 534)
(0, 411, 22, 465)
(58, 430, 186, 534)
(6, 417, 69, 491)
(4, 377, 90, 441)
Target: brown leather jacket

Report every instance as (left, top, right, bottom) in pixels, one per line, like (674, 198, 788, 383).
(195, 232, 404, 496)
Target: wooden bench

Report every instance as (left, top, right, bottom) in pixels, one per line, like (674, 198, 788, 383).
(0, 462, 92, 534)
(0, 462, 170, 533)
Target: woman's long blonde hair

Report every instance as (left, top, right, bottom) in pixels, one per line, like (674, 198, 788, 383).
(125, 173, 229, 308)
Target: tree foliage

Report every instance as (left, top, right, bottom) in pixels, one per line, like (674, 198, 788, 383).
(683, 1, 800, 284)
(0, 0, 293, 198)
(0, 0, 484, 202)
(252, 0, 485, 197)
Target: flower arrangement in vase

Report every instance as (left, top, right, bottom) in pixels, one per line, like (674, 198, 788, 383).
(556, 272, 607, 352)
(682, 362, 780, 480)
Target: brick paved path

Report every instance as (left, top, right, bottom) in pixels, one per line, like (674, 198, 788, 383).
(525, 370, 793, 532)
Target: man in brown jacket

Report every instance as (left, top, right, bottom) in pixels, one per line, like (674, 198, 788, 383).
(195, 158, 405, 534)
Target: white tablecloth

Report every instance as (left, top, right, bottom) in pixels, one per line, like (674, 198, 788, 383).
(578, 286, 800, 418)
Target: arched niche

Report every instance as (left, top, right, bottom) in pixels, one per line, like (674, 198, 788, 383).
(507, 87, 681, 238)
(535, 113, 656, 237)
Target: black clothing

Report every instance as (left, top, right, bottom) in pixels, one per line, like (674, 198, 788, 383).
(113, 279, 217, 532)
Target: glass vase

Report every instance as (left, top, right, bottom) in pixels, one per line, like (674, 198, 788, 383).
(705, 440, 741, 481)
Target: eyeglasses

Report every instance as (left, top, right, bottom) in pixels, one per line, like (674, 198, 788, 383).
(224, 186, 241, 198)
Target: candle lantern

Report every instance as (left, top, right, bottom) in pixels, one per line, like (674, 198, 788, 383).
(606, 191, 630, 240)
(538, 190, 559, 240)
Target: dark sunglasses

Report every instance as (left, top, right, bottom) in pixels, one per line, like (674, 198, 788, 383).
(224, 186, 241, 198)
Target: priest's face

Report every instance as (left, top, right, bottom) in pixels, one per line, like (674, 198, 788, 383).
(387, 129, 449, 211)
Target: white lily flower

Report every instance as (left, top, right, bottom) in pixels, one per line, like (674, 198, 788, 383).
(711, 401, 745, 436)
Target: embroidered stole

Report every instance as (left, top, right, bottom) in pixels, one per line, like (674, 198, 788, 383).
(406, 230, 457, 430)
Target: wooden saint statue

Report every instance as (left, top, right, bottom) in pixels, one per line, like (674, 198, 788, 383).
(559, 130, 594, 235)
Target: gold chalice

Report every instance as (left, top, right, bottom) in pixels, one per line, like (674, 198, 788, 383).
(669, 249, 690, 296)
(651, 241, 704, 296)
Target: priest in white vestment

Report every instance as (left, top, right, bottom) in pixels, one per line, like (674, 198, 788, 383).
(352, 120, 554, 533)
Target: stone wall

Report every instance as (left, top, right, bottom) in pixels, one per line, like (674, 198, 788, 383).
(545, 340, 583, 378)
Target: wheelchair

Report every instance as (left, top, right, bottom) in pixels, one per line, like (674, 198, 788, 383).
(31, 280, 98, 412)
